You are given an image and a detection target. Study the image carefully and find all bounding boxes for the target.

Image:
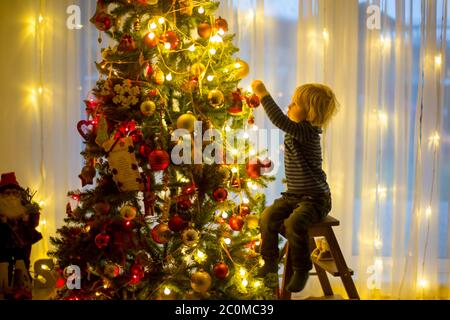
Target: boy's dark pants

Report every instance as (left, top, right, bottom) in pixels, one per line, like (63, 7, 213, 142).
(260, 192, 332, 271)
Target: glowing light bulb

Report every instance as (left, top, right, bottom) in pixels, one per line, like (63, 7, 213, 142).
(249, 149, 256, 156)
(242, 198, 249, 204)
(149, 22, 157, 30)
(38, 87, 43, 95)
(221, 211, 229, 219)
(252, 125, 258, 131)
(188, 45, 196, 52)
(147, 32, 156, 40)
(254, 281, 261, 288)
(322, 28, 329, 42)
(375, 259, 383, 269)
(234, 62, 241, 68)
(166, 73, 173, 81)
(164, 287, 171, 295)
(41, 264, 50, 270)
(198, 7, 205, 14)
(376, 185, 387, 200)
(435, 54, 442, 67)
(425, 206, 432, 218)
(225, 125, 231, 132)
(259, 258, 265, 266)
(247, 181, 254, 188)
(252, 184, 258, 191)
(242, 279, 248, 287)
(224, 68, 229, 73)
(239, 268, 246, 276)
(197, 251, 205, 259)
(95, 292, 101, 297)
(38, 200, 46, 207)
(255, 240, 261, 246)
(209, 48, 217, 55)
(207, 75, 214, 81)
(419, 278, 428, 288)
(158, 17, 165, 24)
(38, 15, 44, 24)
(243, 132, 250, 139)
(218, 29, 225, 36)
(224, 238, 231, 245)
(231, 167, 238, 173)
(210, 34, 223, 43)
(164, 42, 171, 50)
(380, 35, 391, 50)
(428, 132, 440, 149)
(231, 149, 239, 156)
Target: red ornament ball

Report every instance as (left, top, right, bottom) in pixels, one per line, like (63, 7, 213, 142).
(168, 214, 187, 232)
(213, 262, 229, 280)
(197, 21, 212, 39)
(215, 17, 229, 33)
(212, 187, 228, 202)
(143, 31, 159, 48)
(246, 159, 262, 179)
(238, 204, 251, 217)
(149, 149, 170, 171)
(246, 94, 261, 108)
(177, 196, 192, 211)
(229, 215, 244, 231)
(129, 263, 145, 284)
(151, 223, 172, 244)
(161, 31, 180, 50)
(95, 233, 110, 249)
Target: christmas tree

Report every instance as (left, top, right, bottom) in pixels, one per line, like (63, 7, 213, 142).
(50, 0, 275, 300)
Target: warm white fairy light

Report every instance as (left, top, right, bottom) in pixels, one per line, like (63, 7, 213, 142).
(206, 75, 214, 81)
(259, 258, 265, 266)
(242, 279, 248, 287)
(252, 125, 258, 131)
(197, 250, 206, 261)
(210, 34, 223, 43)
(418, 278, 428, 288)
(435, 54, 442, 67)
(322, 28, 329, 42)
(158, 17, 165, 24)
(242, 198, 249, 204)
(239, 268, 246, 277)
(380, 35, 391, 50)
(243, 132, 250, 139)
(38, 87, 43, 95)
(198, 6, 205, 14)
(221, 211, 229, 219)
(224, 238, 231, 245)
(247, 181, 254, 188)
(218, 29, 225, 36)
(147, 32, 156, 40)
(425, 206, 432, 218)
(38, 14, 44, 24)
(234, 62, 241, 69)
(249, 149, 256, 156)
(209, 48, 217, 55)
(149, 22, 157, 30)
(376, 185, 387, 200)
(231, 167, 238, 173)
(225, 125, 231, 132)
(188, 45, 196, 52)
(164, 287, 171, 295)
(164, 42, 171, 50)
(428, 131, 440, 149)
(41, 264, 50, 270)
(253, 281, 261, 288)
(377, 111, 388, 127)
(166, 73, 173, 81)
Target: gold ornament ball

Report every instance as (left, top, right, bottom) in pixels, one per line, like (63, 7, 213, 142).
(190, 270, 212, 293)
(177, 113, 197, 133)
(208, 90, 225, 109)
(120, 205, 137, 220)
(246, 215, 259, 229)
(182, 228, 200, 246)
(235, 59, 250, 79)
(140, 100, 156, 117)
(153, 68, 165, 85)
(191, 63, 206, 77)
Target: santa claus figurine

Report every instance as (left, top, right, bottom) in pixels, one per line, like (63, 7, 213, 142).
(0, 172, 42, 300)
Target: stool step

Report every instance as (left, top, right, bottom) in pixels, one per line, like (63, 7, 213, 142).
(312, 257, 354, 277)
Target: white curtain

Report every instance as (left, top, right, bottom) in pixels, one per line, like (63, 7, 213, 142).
(0, 0, 100, 265)
(0, 0, 448, 300)
(221, 0, 450, 299)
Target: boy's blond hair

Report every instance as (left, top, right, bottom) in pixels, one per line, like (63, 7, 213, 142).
(293, 84, 339, 128)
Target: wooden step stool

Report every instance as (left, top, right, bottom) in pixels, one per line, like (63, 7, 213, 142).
(279, 216, 359, 300)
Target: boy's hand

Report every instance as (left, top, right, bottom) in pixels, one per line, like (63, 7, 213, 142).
(251, 80, 269, 99)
